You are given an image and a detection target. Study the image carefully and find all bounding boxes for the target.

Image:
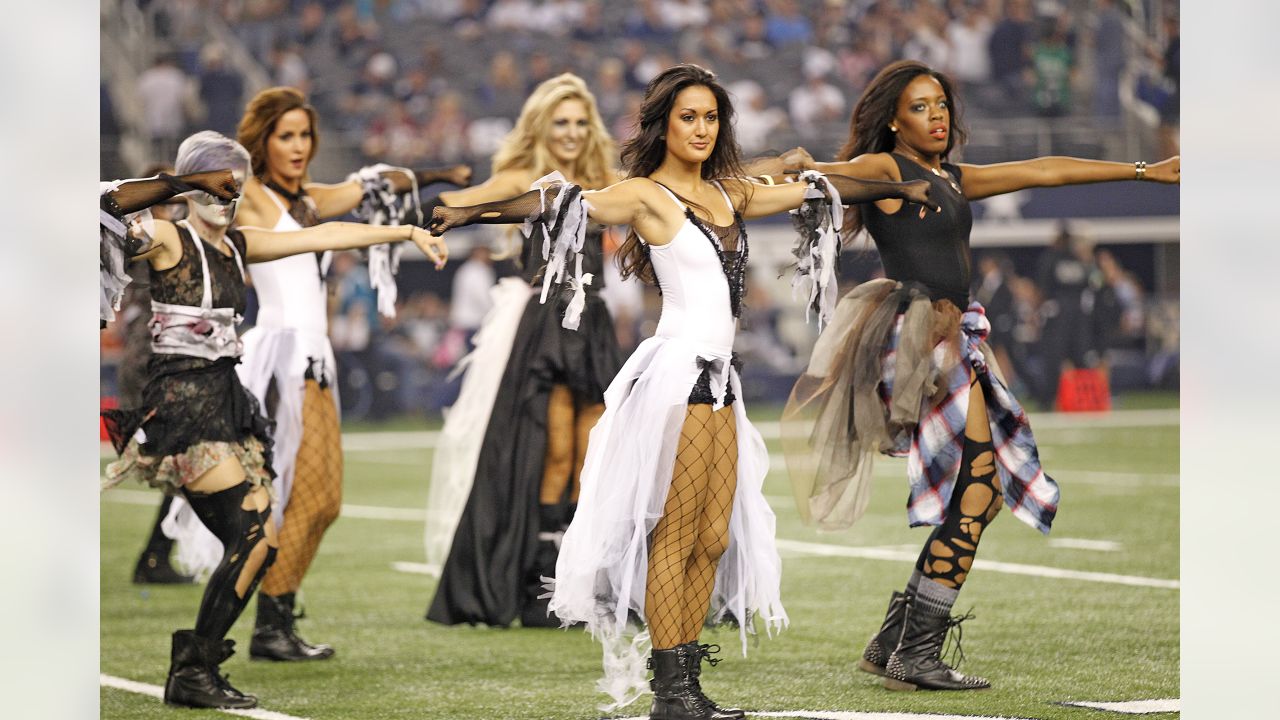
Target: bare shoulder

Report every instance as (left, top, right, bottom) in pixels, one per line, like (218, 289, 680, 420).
(235, 178, 276, 228)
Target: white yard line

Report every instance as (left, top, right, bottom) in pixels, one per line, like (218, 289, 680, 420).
(611, 707, 1039, 712)
(771, 539, 1178, 590)
(1049, 538, 1123, 552)
(100, 674, 309, 720)
(1060, 699, 1181, 714)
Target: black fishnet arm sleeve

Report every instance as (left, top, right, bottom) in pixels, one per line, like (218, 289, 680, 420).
(102, 170, 237, 218)
(826, 174, 937, 209)
(425, 186, 565, 235)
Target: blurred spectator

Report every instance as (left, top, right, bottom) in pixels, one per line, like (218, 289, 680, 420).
(538, 0, 587, 34)
(946, 4, 993, 89)
(1030, 14, 1075, 118)
(525, 52, 558, 96)
(487, 0, 536, 31)
(136, 55, 194, 160)
(238, 0, 288, 62)
(624, 0, 677, 41)
(449, 245, 496, 349)
(1035, 224, 1097, 403)
(1091, 0, 1127, 123)
(423, 91, 471, 163)
(291, 2, 327, 49)
(477, 52, 526, 119)
(765, 0, 814, 46)
(269, 40, 311, 92)
(1092, 249, 1145, 353)
(901, 2, 950, 72)
(788, 64, 845, 139)
(362, 99, 428, 165)
(729, 80, 788, 155)
(1157, 12, 1180, 156)
(333, 2, 377, 64)
(658, 0, 710, 31)
(594, 58, 629, 121)
(196, 43, 246, 137)
(736, 12, 775, 61)
(972, 252, 1020, 389)
(988, 0, 1034, 110)
(572, 1, 609, 41)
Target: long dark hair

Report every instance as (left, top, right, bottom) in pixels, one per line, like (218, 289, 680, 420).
(836, 60, 967, 237)
(616, 63, 748, 284)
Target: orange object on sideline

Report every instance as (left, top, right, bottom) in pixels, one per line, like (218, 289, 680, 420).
(1054, 368, 1111, 412)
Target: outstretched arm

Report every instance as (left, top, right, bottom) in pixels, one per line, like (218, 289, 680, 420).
(103, 170, 237, 217)
(731, 173, 935, 219)
(307, 164, 474, 219)
(242, 222, 448, 267)
(956, 156, 1180, 200)
(427, 177, 662, 235)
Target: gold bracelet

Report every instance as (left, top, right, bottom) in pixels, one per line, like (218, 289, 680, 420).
(1134, 160, 1147, 181)
(757, 174, 775, 186)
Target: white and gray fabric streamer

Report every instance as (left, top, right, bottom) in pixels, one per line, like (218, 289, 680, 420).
(100, 179, 157, 324)
(788, 170, 843, 331)
(524, 171, 592, 331)
(348, 163, 423, 318)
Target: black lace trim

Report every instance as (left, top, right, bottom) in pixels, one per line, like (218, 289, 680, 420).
(687, 353, 743, 407)
(684, 208, 749, 319)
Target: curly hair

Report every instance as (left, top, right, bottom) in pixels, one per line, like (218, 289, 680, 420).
(492, 73, 616, 191)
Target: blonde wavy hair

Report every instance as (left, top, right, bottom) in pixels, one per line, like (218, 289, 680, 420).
(492, 73, 616, 190)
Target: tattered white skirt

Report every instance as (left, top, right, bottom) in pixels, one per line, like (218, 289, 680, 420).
(549, 335, 787, 710)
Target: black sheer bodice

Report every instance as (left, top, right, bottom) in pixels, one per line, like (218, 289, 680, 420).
(863, 154, 973, 309)
(150, 225, 249, 316)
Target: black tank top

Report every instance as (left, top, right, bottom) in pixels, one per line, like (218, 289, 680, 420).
(863, 153, 973, 309)
(150, 225, 248, 315)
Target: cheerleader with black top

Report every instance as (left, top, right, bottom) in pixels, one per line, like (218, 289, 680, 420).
(424, 73, 624, 629)
(100, 131, 450, 710)
(768, 60, 1179, 692)
(426, 63, 934, 720)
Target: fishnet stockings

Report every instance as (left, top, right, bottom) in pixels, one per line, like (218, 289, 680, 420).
(915, 376, 1003, 590)
(260, 378, 343, 595)
(646, 404, 737, 650)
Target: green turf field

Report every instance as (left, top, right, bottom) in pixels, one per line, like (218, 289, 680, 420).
(100, 401, 1178, 719)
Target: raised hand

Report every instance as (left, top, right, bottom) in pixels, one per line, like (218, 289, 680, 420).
(409, 225, 449, 269)
(178, 170, 239, 201)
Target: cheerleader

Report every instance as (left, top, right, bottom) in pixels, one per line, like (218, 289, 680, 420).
(426, 63, 933, 720)
(101, 131, 448, 708)
(774, 60, 1178, 691)
(425, 73, 624, 629)
(231, 87, 469, 661)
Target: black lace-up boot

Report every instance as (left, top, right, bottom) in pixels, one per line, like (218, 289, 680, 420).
(250, 593, 334, 661)
(857, 590, 910, 677)
(682, 642, 744, 719)
(648, 645, 714, 720)
(884, 601, 990, 691)
(163, 630, 258, 709)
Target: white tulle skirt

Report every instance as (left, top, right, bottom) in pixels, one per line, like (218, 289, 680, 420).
(549, 335, 788, 711)
(423, 277, 537, 575)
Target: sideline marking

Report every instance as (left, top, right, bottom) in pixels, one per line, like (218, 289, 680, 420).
(611, 707, 1039, 712)
(1060, 699, 1180, 714)
(1048, 538, 1123, 552)
(772, 539, 1178, 590)
(100, 674, 309, 720)
(103, 490, 424, 522)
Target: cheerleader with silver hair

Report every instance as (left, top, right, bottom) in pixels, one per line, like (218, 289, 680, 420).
(100, 131, 450, 710)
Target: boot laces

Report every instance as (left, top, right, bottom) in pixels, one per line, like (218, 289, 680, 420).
(940, 609, 976, 669)
(696, 643, 722, 667)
